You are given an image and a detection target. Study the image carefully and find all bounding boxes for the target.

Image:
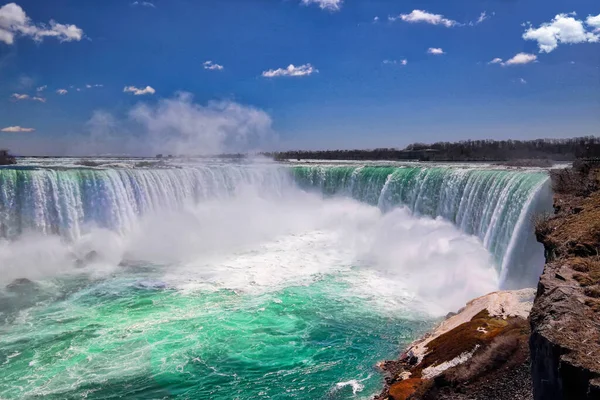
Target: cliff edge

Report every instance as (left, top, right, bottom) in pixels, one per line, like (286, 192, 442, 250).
(375, 161, 600, 400)
(530, 162, 600, 399)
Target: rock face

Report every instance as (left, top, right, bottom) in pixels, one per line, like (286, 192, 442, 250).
(375, 290, 536, 400)
(529, 166, 600, 400)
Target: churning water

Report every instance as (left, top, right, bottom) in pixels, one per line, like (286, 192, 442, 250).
(0, 160, 551, 399)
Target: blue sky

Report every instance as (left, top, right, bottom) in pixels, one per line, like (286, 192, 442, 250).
(0, 0, 599, 155)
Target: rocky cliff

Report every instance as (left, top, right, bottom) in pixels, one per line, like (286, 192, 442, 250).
(375, 162, 600, 400)
(375, 290, 536, 400)
(529, 164, 600, 399)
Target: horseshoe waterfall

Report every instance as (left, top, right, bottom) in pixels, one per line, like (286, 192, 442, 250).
(0, 161, 552, 400)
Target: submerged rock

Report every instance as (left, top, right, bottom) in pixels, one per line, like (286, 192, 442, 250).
(134, 280, 168, 290)
(6, 278, 34, 290)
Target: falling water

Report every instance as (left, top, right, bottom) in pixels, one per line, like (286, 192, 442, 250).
(0, 161, 552, 399)
(291, 165, 552, 287)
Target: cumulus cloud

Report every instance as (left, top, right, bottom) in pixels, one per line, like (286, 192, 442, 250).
(203, 61, 224, 71)
(262, 64, 317, 78)
(123, 85, 156, 95)
(1, 126, 34, 132)
(131, 1, 156, 8)
(519, 78, 527, 84)
(427, 47, 445, 55)
(32, 96, 45, 102)
(85, 83, 103, 89)
(501, 53, 537, 66)
(587, 14, 600, 32)
(36, 85, 47, 92)
(0, 3, 84, 45)
(301, 0, 342, 12)
(391, 10, 458, 27)
(523, 13, 599, 53)
(56, 89, 68, 95)
(488, 58, 503, 64)
(128, 93, 275, 155)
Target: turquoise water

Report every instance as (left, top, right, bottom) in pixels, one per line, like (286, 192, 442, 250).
(0, 162, 551, 399)
(0, 267, 430, 399)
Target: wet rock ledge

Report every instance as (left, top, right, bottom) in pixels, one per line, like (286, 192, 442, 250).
(375, 289, 536, 400)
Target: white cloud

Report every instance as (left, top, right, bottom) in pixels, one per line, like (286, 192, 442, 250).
(301, 0, 342, 12)
(488, 58, 503, 64)
(0, 3, 83, 45)
(131, 1, 156, 8)
(523, 13, 599, 53)
(469, 11, 490, 26)
(36, 85, 47, 92)
(519, 78, 527, 84)
(56, 89, 68, 95)
(128, 92, 274, 155)
(476, 11, 488, 24)
(391, 10, 458, 27)
(383, 59, 408, 66)
(11, 93, 29, 100)
(587, 14, 600, 32)
(86, 84, 92, 89)
(427, 47, 445, 55)
(203, 61, 224, 71)
(1, 126, 34, 132)
(262, 64, 317, 78)
(502, 52, 537, 66)
(10, 93, 46, 102)
(123, 85, 156, 95)
(373, 16, 379, 23)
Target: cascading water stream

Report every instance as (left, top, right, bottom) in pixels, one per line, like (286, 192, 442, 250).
(290, 165, 552, 288)
(0, 164, 552, 287)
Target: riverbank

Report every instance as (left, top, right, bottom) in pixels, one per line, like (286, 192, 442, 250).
(375, 162, 600, 400)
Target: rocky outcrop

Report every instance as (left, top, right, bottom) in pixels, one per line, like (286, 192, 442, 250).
(530, 165, 600, 400)
(375, 290, 535, 400)
(375, 164, 600, 400)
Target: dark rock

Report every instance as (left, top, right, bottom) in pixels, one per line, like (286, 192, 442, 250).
(6, 278, 33, 289)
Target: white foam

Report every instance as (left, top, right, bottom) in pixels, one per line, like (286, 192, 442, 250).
(335, 379, 365, 395)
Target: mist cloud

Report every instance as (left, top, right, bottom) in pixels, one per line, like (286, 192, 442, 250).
(128, 92, 274, 156)
(64, 93, 275, 156)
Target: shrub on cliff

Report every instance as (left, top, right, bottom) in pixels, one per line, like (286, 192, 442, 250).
(550, 162, 599, 197)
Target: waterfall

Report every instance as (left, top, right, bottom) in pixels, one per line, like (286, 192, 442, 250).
(0, 165, 289, 241)
(0, 163, 552, 288)
(291, 165, 552, 288)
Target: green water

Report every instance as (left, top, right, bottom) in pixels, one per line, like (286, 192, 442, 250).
(0, 268, 431, 399)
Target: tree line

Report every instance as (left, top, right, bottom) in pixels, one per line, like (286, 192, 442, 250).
(262, 136, 600, 162)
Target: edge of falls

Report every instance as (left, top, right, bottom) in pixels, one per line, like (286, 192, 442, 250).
(0, 164, 553, 288)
